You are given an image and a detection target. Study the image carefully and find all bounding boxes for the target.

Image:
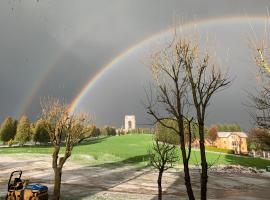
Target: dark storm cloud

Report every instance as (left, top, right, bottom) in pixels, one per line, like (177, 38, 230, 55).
(0, 0, 269, 129)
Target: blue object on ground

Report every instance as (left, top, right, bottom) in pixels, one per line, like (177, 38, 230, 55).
(25, 184, 48, 191)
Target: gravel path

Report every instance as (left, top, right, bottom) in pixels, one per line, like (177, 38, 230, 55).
(1, 154, 270, 200)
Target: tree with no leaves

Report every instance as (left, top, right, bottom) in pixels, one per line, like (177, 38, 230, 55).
(148, 136, 178, 200)
(251, 48, 270, 129)
(41, 98, 94, 200)
(248, 22, 270, 129)
(146, 31, 230, 199)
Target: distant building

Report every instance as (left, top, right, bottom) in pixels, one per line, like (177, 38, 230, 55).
(192, 132, 248, 154)
(124, 115, 136, 133)
(215, 132, 248, 154)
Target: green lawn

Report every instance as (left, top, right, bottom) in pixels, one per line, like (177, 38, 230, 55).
(1, 134, 270, 169)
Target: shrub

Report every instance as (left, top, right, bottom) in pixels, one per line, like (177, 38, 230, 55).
(126, 128, 153, 134)
(91, 127, 101, 137)
(8, 139, 14, 147)
(100, 126, 117, 136)
(155, 120, 180, 145)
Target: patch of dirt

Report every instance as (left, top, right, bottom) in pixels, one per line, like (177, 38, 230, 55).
(1, 154, 270, 200)
(209, 165, 266, 176)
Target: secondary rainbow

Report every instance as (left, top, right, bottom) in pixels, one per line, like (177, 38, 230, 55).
(68, 15, 269, 113)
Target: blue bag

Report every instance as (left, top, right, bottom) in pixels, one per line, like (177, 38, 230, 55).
(25, 184, 48, 191)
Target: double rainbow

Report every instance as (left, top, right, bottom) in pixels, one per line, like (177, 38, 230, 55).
(17, 15, 269, 116)
(69, 15, 269, 113)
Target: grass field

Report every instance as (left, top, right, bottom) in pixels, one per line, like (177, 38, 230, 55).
(1, 134, 270, 169)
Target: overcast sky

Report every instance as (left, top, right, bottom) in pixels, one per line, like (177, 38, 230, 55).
(0, 0, 270, 130)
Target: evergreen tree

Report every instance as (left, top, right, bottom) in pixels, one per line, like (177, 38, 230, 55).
(216, 124, 222, 131)
(235, 124, 242, 131)
(0, 117, 17, 143)
(33, 119, 50, 144)
(15, 115, 31, 145)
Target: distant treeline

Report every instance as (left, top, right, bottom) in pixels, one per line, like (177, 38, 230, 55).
(155, 120, 243, 145)
(0, 116, 153, 146)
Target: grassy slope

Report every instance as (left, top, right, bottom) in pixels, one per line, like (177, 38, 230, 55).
(1, 134, 270, 169)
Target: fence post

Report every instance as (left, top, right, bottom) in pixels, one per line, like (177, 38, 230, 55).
(252, 149, 256, 157)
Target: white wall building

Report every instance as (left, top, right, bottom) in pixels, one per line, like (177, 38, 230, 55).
(124, 115, 136, 132)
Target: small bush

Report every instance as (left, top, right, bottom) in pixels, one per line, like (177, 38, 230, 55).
(7, 139, 14, 147)
(155, 120, 179, 145)
(100, 126, 117, 136)
(127, 128, 153, 134)
(91, 127, 101, 137)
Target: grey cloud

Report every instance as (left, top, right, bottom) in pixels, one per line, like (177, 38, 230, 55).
(0, 0, 269, 130)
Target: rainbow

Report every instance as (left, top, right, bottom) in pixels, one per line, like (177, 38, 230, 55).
(17, 32, 91, 118)
(68, 15, 269, 113)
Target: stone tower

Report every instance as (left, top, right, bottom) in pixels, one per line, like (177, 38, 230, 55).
(124, 115, 136, 132)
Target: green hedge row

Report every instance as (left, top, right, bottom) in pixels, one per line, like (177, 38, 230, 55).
(205, 146, 234, 154)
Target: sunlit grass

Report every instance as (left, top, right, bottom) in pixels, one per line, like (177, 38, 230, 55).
(1, 134, 270, 169)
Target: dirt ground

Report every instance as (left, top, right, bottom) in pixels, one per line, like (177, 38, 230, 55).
(1, 154, 270, 200)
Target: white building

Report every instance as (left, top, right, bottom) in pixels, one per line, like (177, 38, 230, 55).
(124, 115, 136, 132)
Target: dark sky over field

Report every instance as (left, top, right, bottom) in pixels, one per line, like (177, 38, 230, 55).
(0, 0, 270, 129)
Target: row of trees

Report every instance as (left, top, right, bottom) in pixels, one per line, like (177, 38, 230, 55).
(155, 121, 243, 146)
(0, 116, 50, 145)
(0, 116, 119, 146)
(209, 123, 242, 132)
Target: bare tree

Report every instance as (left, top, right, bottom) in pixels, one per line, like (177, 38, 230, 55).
(146, 32, 230, 200)
(146, 44, 195, 199)
(185, 48, 230, 199)
(41, 98, 94, 200)
(249, 21, 270, 129)
(246, 11, 270, 126)
(148, 136, 178, 200)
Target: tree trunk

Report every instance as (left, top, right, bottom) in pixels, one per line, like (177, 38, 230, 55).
(53, 167, 62, 200)
(181, 151, 195, 199)
(157, 169, 163, 200)
(199, 125, 208, 200)
(179, 134, 195, 200)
